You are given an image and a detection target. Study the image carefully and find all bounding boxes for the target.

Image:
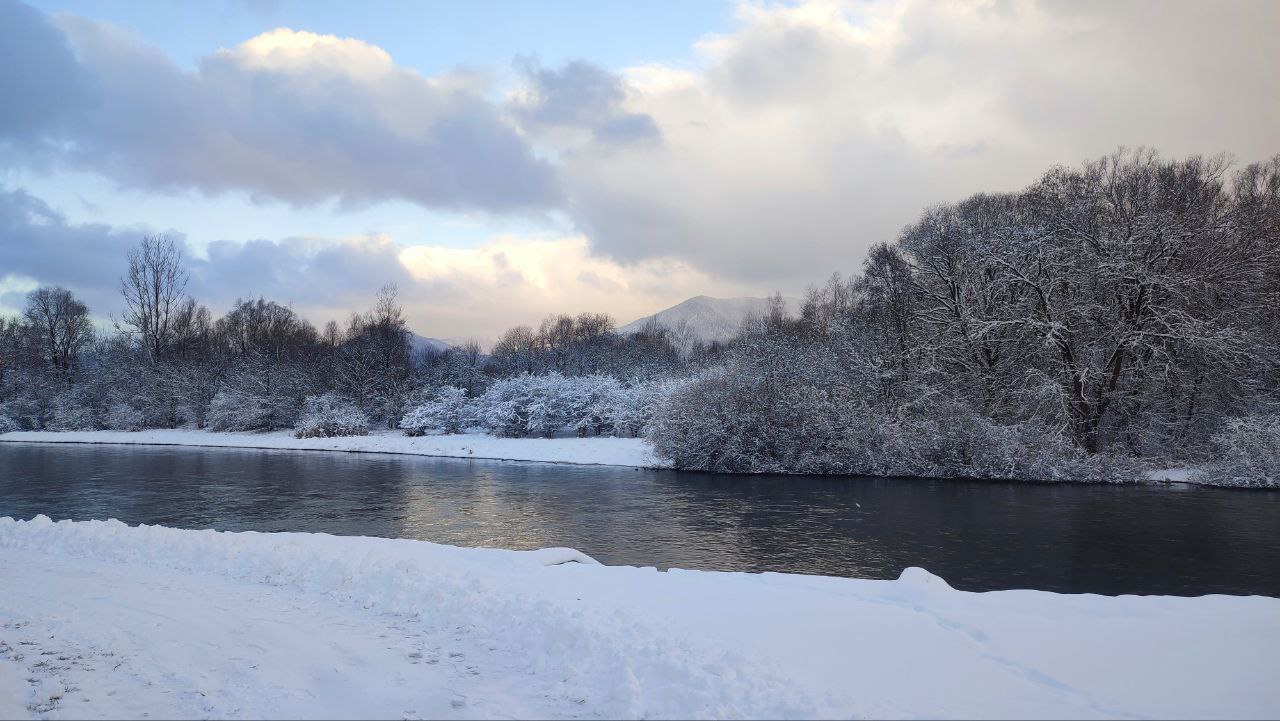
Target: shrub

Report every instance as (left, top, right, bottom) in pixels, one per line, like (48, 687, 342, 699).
(0, 399, 37, 432)
(46, 388, 97, 432)
(649, 371, 1144, 482)
(473, 374, 538, 437)
(0, 413, 19, 434)
(1194, 414, 1280, 487)
(886, 407, 1142, 482)
(104, 403, 146, 432)
(612, 379, 676, 438)
(294, 393, 370, 438)
(207, 389, 278, 432)
(401, 386, 469, 436)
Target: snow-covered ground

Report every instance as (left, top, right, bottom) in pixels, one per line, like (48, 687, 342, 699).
(1144, 467, 1201, 483)
(0, 429, 664, 469)
(1, 516, 1276, 720)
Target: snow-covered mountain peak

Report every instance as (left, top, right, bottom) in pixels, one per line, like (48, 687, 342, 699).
(618, 295, 798, 344)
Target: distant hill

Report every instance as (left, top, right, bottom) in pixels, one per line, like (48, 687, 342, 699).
(408, 333, 451, 357)
(618, 295, 799, 344)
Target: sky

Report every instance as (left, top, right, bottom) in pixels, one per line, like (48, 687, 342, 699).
(1, 0, 1277, 343)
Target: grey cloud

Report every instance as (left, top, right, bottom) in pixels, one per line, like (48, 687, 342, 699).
(593, 114, 660, 146)
(0, 186, 419, 324)
(1, 5, 562, 214)
(514, 59, 660, 145)
(192, 236, 418, 316)
(0, 187, 145, 314)
(0, 0, 96, 153)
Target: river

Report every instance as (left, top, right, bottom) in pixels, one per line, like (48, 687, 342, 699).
(2, 442, 1277, 595)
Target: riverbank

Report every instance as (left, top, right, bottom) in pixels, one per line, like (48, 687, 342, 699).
(1, 516, 1275, 719)
(0, 429, 666, 468)
(0, 430, 1244, 487)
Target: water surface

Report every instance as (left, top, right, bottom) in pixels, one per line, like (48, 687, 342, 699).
(2, 442, 1277, 595)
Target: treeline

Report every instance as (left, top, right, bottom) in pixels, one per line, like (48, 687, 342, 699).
(652, 150, 1280, 485)
(2, 149, 1277, 485)
(0, 236, 695, 437)
(403, 373, 674, 439)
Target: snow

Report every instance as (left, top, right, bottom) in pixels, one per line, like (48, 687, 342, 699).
(0, 429, 666, 468)
(0, 659, 27, 721)
(1145, 467, 1200, 483)
(1, 516, 1277, 720)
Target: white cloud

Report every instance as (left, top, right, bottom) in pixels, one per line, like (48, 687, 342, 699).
(561, 0, 1280, 286)
(1, 9, 562, 214)
(4, 0, 1276, 326)
(397, 234, 749, 342)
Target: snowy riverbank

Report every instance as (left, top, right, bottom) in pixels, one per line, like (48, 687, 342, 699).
(0, 429, 665, 468)
(1, 516, 1277, 719)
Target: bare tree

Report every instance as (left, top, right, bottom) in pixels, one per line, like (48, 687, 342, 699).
(23, 286, 94, 379)
(119, 234, 189, 363)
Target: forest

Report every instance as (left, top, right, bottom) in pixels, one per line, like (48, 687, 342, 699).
(2, 149, 1277, 485)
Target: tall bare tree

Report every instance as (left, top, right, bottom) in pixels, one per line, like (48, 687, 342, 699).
(119, 234, 189, 363)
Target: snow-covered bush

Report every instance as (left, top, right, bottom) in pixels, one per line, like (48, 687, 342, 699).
(523, 373, 575, 438)
(0, 412, 19, 434)
(565, 375, 623, 437)
(207, 389, 278, 432)
(647, 370, 740, 471)
(884, 407, 1141, 482)
(611, 379, 676, 437)
(294, 393, 370, 438)
(650, 366, 1144, 482)
(46, 388, 97, 432)
(401, 386, 469, 436)
(104, 402, 146, 432)
(1194, 414, 1280, 487)
(0, 399, 37, 432)
(464, 373, 657, 438)
(473, 374, 536, 437)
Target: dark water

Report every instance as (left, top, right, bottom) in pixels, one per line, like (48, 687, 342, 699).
(1, 442, 1277, 596)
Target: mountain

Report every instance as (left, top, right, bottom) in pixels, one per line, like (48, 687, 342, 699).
(408, 333, 451, 356)
(617, 295, 799, 344)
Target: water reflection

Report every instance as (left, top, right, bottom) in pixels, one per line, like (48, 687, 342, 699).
(1, 442, 1277, 596)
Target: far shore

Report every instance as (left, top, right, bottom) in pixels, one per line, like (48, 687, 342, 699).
(2, 429, 1218, 487)
(0, 429, 665, 469)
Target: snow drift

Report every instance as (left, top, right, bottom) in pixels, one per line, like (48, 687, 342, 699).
(1, 516, 1276, 719)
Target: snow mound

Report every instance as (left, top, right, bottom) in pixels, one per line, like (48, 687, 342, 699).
(525, 547, 600, 566)
(896, 566, 952, 590)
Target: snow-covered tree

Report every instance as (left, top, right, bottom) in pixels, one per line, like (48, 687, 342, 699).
(46, 387, 97, 432)
(333, 286, 413, 428)
(401, 386, 470, 436)
(1195, 413, 1280, 487)
(104, 402, 146, 432)
(294, 393, 370, 438)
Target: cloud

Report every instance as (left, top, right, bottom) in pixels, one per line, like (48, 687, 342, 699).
(189, 234, 418, 319)
(4, 0, 1276, 306)
(512, 59, 660, 146)
(559, 0, 1280, 286)
(0, 187, 745, 342)
(397, 234, 740, 341)
(1, 10, 561, 214)
(0, 0, 96, 152)
(0, 187, 146, 315)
